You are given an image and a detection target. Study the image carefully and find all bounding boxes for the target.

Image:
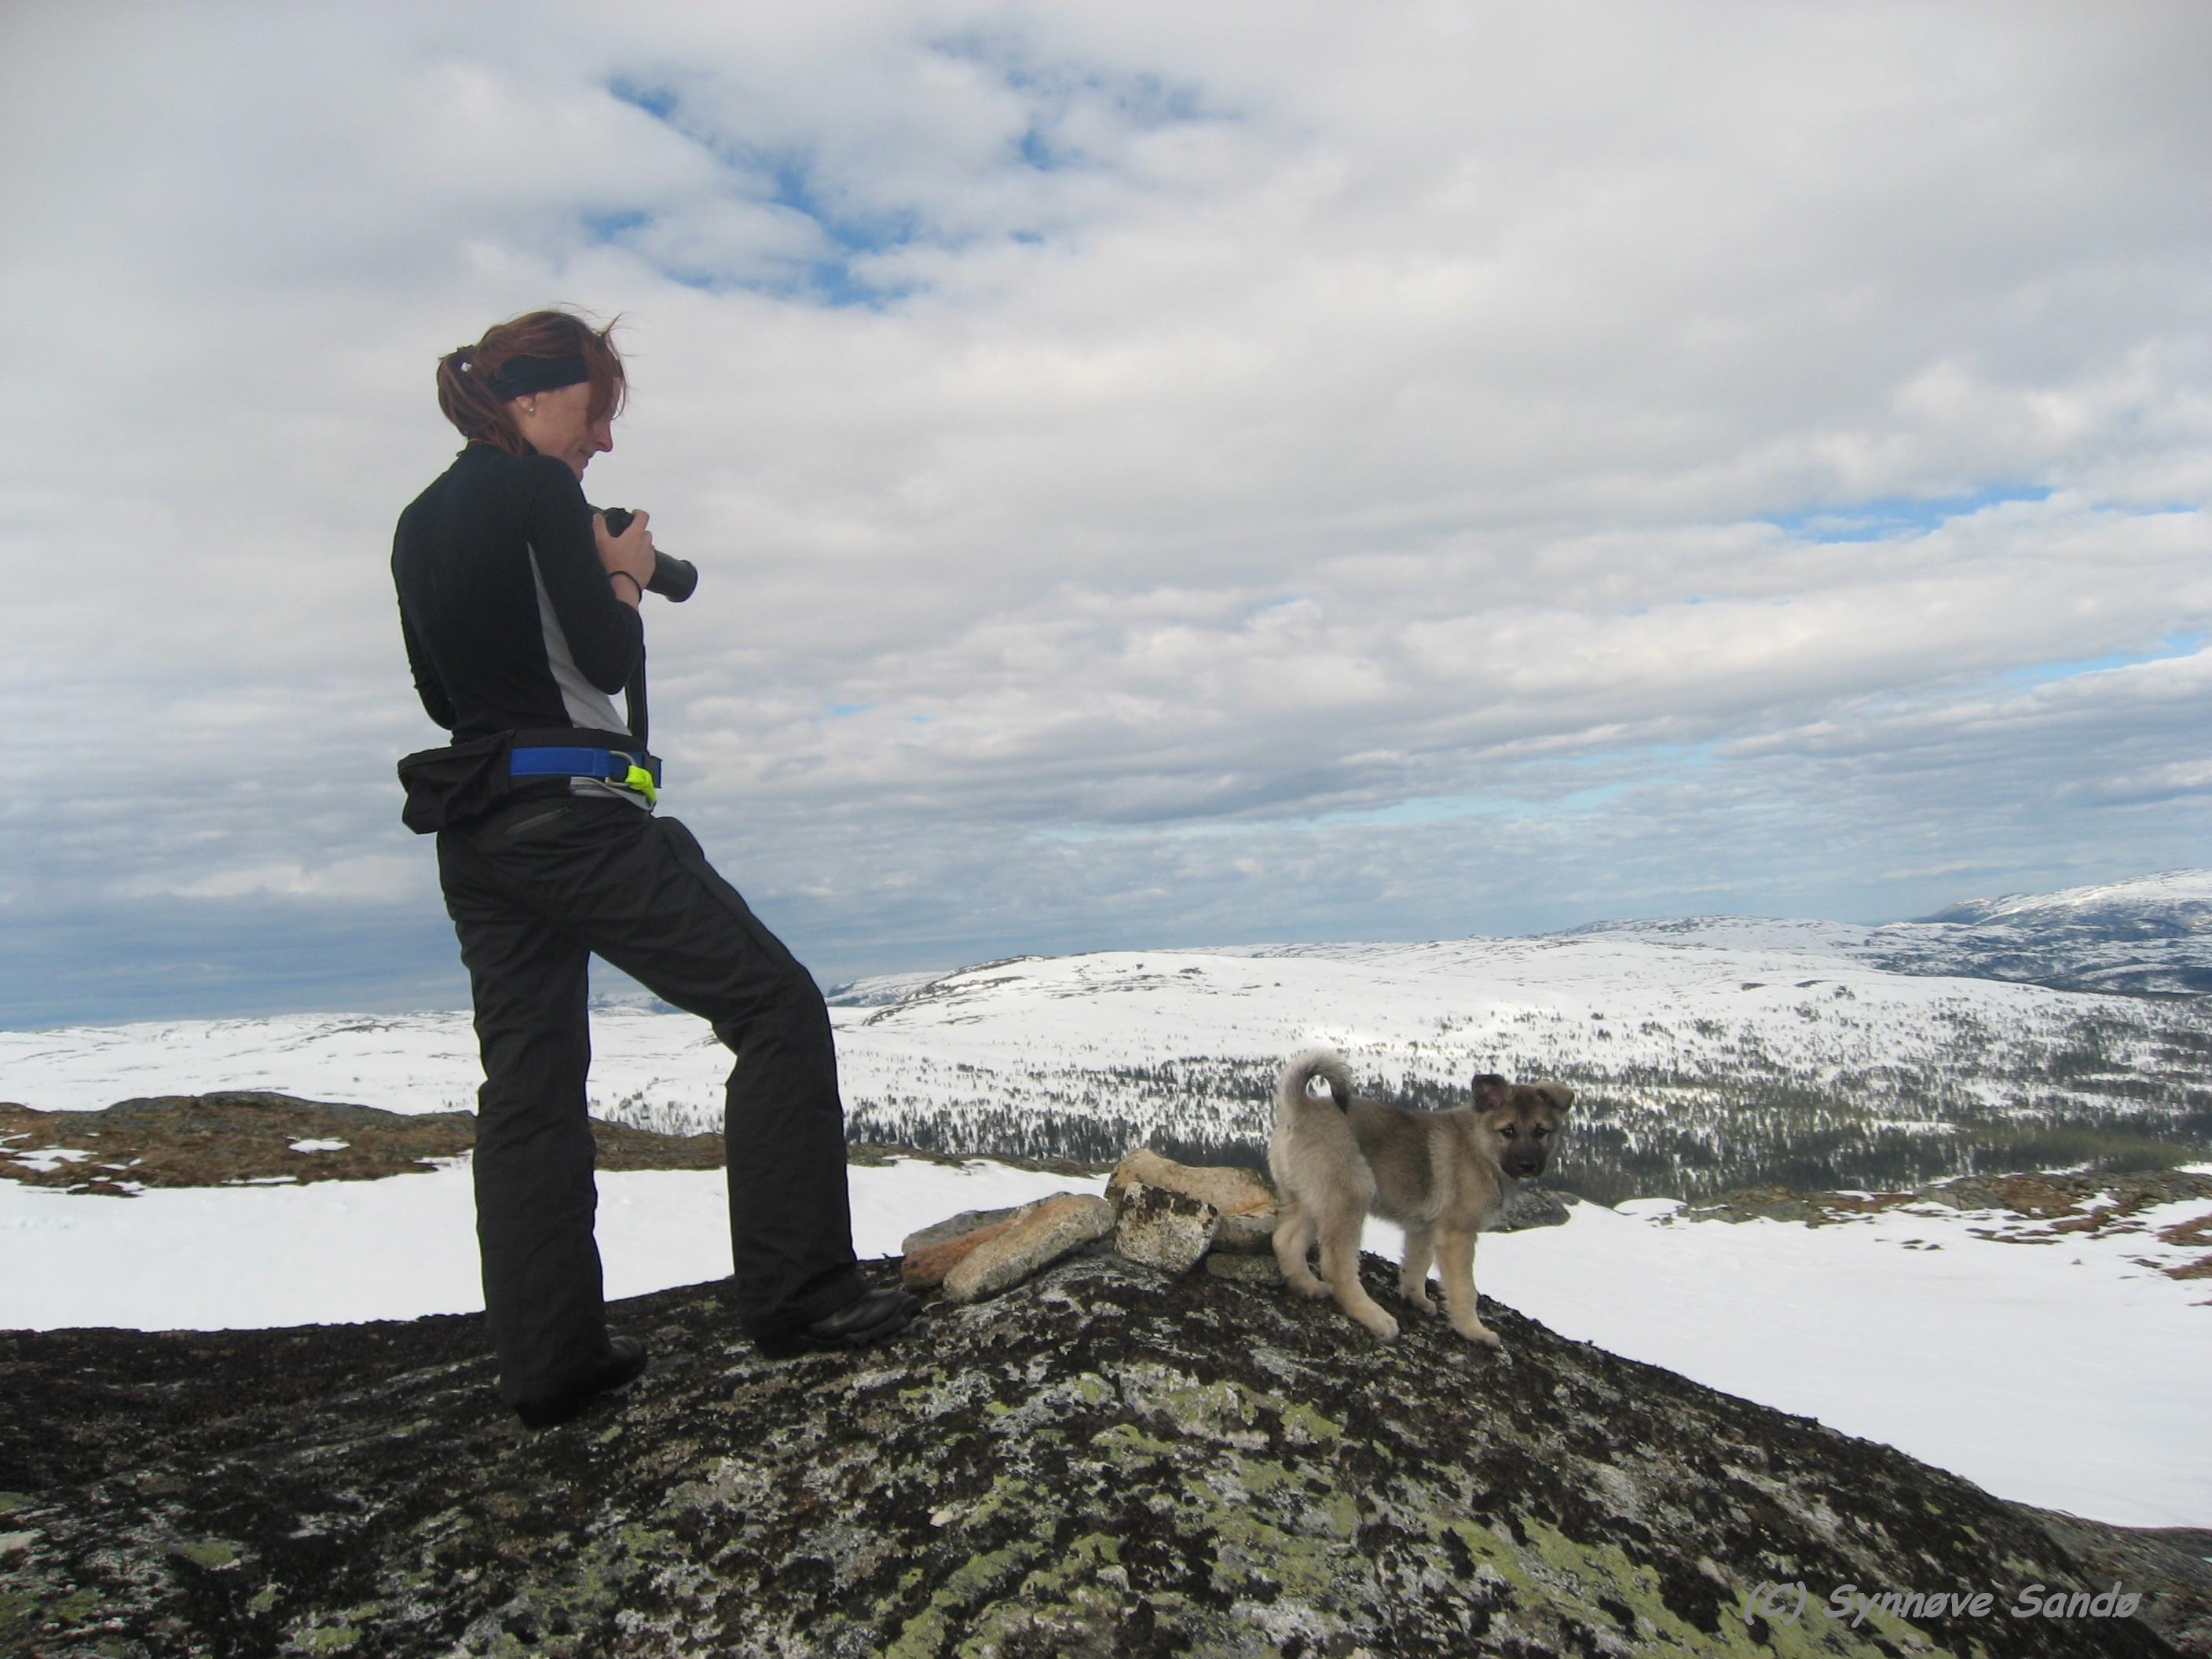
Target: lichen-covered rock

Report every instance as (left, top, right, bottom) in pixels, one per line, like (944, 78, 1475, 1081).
(1491, 1185, 1572, 1232)
(1107, 1147, 1275, 1218)
(0, 1252, 2196, 1657)
(902, 1218, 1018, 1290)
(1111, 1182, 1218, 1275)
(1203, 1251, 1284, 1284)
(941, 1192, 1114, 1303)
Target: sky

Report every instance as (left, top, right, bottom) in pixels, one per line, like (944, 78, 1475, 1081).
(2, 2, 2208, 1027)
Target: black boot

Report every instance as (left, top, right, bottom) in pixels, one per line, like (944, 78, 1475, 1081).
(756, 1288, 919, 1358)
(513, 1335, 650, 1429)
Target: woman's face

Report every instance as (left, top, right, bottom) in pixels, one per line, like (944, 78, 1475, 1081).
(511, 380, 614, 479)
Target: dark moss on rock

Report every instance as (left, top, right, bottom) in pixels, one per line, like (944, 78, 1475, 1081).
(0, 1094, 1110, 1199)
(0, 1250, 2200, 1656)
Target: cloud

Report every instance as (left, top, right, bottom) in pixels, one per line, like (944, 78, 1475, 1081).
(2, 2, 2208, 1023)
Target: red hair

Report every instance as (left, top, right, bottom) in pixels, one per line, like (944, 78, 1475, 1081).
(434, 308, 627, 456)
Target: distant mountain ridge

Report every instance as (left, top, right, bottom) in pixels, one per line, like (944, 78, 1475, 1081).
(1881, 867, 2212, 995)
(1914, 869, 2212, 931)
(1560, 868, 2212, 998)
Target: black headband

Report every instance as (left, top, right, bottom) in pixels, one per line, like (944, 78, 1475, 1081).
(484, 354, 589, 401)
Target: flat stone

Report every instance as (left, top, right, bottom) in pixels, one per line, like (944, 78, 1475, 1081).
(902, 1218, 1018, 1290)
(1113, 1183, 1219, 1276)
(942, 1194, 1115, 1303)
(901, 1205, 1024, 1256)
(1204, 1251, 1283, 1284)
(1108, 1148, 1276, 1218)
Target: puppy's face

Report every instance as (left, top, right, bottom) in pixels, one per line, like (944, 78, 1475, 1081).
(1471, 1073, 1573, 1180)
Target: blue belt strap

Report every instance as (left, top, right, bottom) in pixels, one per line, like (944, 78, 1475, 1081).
(510, 746, 663, 796)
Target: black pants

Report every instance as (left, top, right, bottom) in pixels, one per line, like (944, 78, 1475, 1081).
(437, 794, 862, 1406)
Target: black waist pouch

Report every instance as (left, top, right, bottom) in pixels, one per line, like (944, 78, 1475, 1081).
(397, 733, 523, 834)
(397, 727, 643, 833)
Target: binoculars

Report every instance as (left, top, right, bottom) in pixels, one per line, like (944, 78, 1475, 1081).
(599, 507, 698, 602)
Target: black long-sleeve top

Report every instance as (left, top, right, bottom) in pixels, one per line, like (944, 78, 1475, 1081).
(392, 444, 643, 745)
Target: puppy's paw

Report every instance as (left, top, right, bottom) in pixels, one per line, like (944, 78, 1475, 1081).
(1288, 1276, 1331, 1301)
(1454, 1320, 1503, 1349)
(1399, 1282, 1436, 1312)
(1358, 1310, 1401, 1342)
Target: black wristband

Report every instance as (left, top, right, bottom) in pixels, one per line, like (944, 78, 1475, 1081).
(610, 570, 644, 601)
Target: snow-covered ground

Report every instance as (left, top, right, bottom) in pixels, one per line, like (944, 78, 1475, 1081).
(0, 1154, 1079, 1331)
(2, 1155, 2204, 1530)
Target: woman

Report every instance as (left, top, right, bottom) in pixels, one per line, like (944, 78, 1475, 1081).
(392, 308, 915, 1428)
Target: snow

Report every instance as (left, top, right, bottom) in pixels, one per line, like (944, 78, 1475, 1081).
(1461, 1193, 2212, 1529)
(0, 1155, 1093, 1335)
(7, 1148, 91, 1174)
(2, 1154, 2203, 1529)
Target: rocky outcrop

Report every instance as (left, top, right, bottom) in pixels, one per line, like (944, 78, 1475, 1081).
(0, 1093, 724, 1196)
(2, 1245, 2196, 1657)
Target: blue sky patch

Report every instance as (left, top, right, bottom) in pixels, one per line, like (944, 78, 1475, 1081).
(584, 209, 650, 244)
(1766, 485, 2052, 543)
(2001, 632, 2205, 689)
(601, 77, 923, 306)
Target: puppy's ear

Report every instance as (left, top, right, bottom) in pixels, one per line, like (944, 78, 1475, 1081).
(1535, 1082, 1575, 1114)
(1472, 1072, 1508, 1110)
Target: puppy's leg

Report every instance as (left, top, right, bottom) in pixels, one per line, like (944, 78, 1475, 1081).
(1437, 1227, 1500, 1348)
(1399, 1225, 1437, 1312)
(1273, 1196, 1328, 1298)
(1317, 1202, 1397, 1341)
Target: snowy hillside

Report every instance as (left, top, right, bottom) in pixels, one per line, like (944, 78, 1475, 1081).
(3, 870, 2206, 1201)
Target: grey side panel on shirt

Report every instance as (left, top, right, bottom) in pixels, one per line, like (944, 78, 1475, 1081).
(529, 549, 652, 811)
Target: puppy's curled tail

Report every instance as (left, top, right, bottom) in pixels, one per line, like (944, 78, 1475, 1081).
(1277, 1047, 1358, 1117)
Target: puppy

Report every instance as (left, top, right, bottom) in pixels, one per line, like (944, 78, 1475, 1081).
(1269, 1047, 1573, 1346)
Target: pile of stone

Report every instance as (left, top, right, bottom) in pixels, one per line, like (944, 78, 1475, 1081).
(901, 1148, 1284, 1302)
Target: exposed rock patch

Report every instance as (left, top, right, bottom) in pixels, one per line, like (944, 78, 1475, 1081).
(0, 1250, 2195, 1657)
(0, 1094, 1105, 1198)
(1680, 1168, 2212, 1281)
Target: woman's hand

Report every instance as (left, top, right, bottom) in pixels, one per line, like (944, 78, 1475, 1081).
(594, 509, 655, 607)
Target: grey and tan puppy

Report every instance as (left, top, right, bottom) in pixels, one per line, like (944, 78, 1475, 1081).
(1269, 1047, 1573, 1346)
